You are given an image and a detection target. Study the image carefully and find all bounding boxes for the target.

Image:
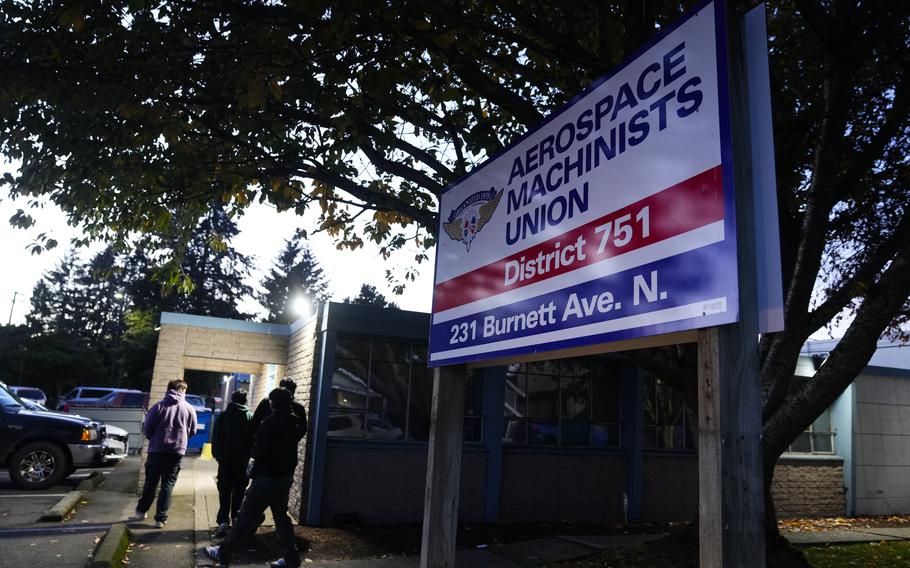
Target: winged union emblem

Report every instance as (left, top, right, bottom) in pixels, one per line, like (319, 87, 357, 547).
(443, 188, 503, 252)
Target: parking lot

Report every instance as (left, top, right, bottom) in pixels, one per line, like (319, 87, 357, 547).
(0, 459, 135, 568)
(0, 467, 110, 525)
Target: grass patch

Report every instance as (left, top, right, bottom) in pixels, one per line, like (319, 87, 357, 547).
(802, 540, 910, 567)
(542, 545, 690, 568)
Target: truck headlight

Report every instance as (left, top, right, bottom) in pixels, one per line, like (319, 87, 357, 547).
(81, 427, 100, 442)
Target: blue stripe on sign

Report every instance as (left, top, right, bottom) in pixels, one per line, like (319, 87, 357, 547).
(429, 241, 737, 363)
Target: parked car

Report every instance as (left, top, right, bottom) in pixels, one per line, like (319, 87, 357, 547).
(58, 387, 144, 412)
(15, 396, 129, 465)
(327, 413, 403, 440)
(185, 394, 211, 414)
(8, 386, 47, 407)
(64, 390, 149, 411)
(100, 423, 129, 464)
(0, 382, 106, 489)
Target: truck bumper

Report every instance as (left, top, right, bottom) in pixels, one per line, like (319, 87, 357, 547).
(67, 443, 106, 467)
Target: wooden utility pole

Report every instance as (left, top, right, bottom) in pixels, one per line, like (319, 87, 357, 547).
(420, 365, 467, 568)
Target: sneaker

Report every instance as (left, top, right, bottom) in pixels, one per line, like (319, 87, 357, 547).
(131, 509, 147, 521)
(204, 545, 224, 563)
(154, 520, 166, 529)
(269, 559, 299, 568)
(215, 522, 229, 536)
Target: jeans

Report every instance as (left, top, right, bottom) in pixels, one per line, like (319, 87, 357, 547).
(216, 461, 249, 525)
(137, 452, 183, 523)
(218, 475, 297, 566)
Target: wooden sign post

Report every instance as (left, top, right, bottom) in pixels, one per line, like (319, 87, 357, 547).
(420, 364, 467, 568)
(697, 4, 767, 566)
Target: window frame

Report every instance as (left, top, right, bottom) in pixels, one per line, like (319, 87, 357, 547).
(642, 374, 696, 452)
(503, 357, 623, 449)
(329, 334, 483, 444)
(784, 377, 837, 456)
(786, 407, 836, 455)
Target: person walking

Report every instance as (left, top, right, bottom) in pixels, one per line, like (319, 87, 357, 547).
(205, 388, 305, 567)
(212, 388, 253, 536)
(133, 379, 198, 528)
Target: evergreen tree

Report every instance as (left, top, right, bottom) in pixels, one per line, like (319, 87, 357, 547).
(260, 235, 330, 323)
(26, 249, 92, 339)
(344, 284, 399, 309)
(80, 246, 129, 347)
(127, 207, 254, 319)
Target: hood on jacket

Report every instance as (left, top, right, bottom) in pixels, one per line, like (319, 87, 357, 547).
(227, 401, 249, 413)
(164, 389, 186, 404)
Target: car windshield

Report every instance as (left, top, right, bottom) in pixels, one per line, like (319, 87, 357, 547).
(15, 388, 43, 399)
(0, 385, 23, 408)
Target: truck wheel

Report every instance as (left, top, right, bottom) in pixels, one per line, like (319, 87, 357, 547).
(9, 442, 69, 490)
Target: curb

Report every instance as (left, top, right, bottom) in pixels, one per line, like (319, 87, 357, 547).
(40, 471, 107, 521)
(40, 490, 85, 521)
(90, 523, 131, 568)
(77, 471, 106, 492)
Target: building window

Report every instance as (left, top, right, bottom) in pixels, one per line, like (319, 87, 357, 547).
(643, 375, 695, 450)
(788, 407, 835, 454)
(785, 377, 835, 454)
(329, 335, 480, 442)
(503, 358, 622, 447)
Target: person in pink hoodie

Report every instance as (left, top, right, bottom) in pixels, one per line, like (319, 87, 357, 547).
(132, 379, 198, 527)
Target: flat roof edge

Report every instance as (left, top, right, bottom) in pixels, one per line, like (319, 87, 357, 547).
(160, 312, 291, 336)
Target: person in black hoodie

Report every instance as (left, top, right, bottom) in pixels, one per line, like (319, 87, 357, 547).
(211, 389, 253, 535)
(205, 388, 303, 568)
(250, 377, 307, 441)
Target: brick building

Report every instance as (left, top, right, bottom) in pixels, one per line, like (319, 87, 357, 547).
(148, 304, 910, 524)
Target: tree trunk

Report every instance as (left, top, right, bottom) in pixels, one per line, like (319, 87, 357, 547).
(762, 461, 813, 568)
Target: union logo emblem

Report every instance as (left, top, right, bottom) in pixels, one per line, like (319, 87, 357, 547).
(443, 188, 503, 252)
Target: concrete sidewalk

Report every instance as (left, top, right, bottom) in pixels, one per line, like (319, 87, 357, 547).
(117, 455, 910, 567)
(783, 525, 910, 545)
(188, 456, 660, 567)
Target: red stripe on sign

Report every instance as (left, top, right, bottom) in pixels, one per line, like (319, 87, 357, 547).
(433, 165, 725, 313)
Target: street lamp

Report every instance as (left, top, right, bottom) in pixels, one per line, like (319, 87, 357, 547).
(290, 294, 312, 318)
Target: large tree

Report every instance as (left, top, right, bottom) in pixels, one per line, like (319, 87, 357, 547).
(2, 2, 909, 565)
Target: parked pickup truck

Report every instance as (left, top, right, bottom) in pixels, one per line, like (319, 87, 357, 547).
(0, 382, 106, 489)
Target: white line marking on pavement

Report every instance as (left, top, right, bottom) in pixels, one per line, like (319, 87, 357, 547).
(0, 494, 68, 498)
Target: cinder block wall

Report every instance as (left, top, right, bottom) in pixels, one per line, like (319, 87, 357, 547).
(772, 459, 845, 518)
(499, 451, 626, 522)
(285, 316, 322, 523)
(320, 447, 487, 524)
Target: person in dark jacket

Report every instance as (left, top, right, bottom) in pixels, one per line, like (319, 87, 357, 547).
(132, 379, 198, 528)
(212, 389, 253, 535)
(250, 377, 307, 441)
(205, 388, 304, 568)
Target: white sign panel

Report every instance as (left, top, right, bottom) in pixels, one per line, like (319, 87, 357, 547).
(430, 0, 737, 366)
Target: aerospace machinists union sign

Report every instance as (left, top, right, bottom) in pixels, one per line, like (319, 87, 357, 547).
(430, 0, 737, 366)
